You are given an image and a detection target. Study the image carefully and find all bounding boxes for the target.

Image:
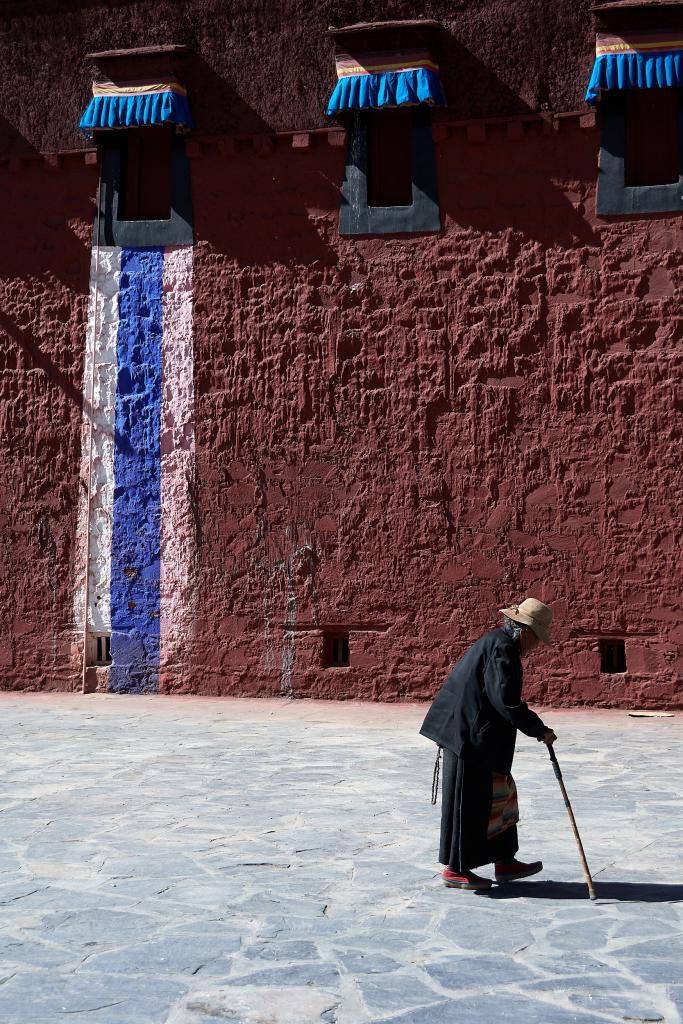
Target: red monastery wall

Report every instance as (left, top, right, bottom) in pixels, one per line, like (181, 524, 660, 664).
(182, 117, 683, 709)
(0, 1, 680, 705)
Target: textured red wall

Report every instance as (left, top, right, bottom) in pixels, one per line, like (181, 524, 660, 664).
(173, 115, 682, 709)
(0, 3, 681, 706)
(0, 154, 96, 689)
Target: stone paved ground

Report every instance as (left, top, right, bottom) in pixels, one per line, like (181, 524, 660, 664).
(0, 695, 681, 1024)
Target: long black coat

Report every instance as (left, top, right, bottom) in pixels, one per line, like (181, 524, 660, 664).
(420, 628, 548, 774)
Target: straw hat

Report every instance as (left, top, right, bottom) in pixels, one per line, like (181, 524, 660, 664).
(499, 598, 553, 645)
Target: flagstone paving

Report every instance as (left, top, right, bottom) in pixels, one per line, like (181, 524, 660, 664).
(0, 694, 681, 1024)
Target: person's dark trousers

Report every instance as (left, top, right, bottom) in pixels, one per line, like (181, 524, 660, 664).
(440, 748, 519, 872)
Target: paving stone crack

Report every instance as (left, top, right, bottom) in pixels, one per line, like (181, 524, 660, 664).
(61, 1001, 126, 1014)
(594, 839, 660, 878)
(0, 888, 43, 905)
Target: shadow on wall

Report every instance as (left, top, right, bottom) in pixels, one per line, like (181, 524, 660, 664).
(431, 62, 600, 249)
(0, 114, 95, 285)
(0, 312, 84, 412)
(0, 112, 41, 159)
(436, 119, 601, 250)
(192, 139, 341, 267)
(189, 40, 600, 263)
(186, 54, 281, 138)
(186, 55, 340, 268)
(432, 32, 600, 248)
(438, 32, 538, 120)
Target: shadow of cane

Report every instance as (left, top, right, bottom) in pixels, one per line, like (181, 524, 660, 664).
(480, 880, 683, 903)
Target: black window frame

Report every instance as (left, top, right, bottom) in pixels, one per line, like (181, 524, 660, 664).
(339, 105, 440, 236)
(597, 88, 683, 215)
(94, 127, 193, 247)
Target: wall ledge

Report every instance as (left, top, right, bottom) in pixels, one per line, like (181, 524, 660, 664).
(0, 108, 598, 173)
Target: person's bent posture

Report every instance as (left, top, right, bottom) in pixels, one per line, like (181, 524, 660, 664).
(420, 598, 557, 891)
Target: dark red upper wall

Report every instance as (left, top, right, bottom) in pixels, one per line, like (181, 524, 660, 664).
(0, 0, 595, 154)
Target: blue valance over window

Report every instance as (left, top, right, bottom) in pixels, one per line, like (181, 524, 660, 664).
(79, 76, 194, 131)
(586, 30, 683, 104)
(327, 48, 446, 114)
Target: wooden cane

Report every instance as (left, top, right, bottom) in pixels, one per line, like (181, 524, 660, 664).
(547, 744, 597, 900)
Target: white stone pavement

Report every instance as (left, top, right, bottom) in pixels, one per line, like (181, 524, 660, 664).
(0, 694, 681, 1024)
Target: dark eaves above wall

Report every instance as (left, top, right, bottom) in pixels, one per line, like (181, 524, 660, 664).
(0, 0, 596, 155)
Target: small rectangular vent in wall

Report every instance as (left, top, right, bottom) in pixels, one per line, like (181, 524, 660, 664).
(96, 635, 112, 665)
(600, 640, 626, 674)
(324, 632, 350, 668)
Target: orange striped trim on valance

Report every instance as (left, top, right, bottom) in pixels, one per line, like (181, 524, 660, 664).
(92, 76, 188, 97)
(596, 30, 683, 57)
(335, 48, 439, 79)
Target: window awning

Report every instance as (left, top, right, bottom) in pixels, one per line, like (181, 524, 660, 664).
(327, 48, 446, 114)
(79, 75, 194, 131)
(586, 30, 683, 104)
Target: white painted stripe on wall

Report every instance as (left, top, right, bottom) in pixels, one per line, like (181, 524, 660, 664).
(73, 245, 121, 638)
(159, 245, 196, 685)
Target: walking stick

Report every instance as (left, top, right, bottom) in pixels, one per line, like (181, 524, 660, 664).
(547, 744, 597, 900)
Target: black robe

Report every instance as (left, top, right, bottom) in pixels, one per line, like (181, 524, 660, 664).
(421, 628, 549, 872)
(439, 750, 519, 871)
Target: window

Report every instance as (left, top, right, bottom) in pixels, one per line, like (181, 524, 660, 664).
(120, 126, 172, 221)
(600, 639, 626, 674)
(86, 45, 193, 243)
(591, 4, 683, 214)
(625, 89, 679, 186)
(597, 89, 683, 214)
(323, 632, 350, 668)
(96, 635, 112, 664)
(330, 18, 443, 235)
(96, 129, 193, 247)
(340, 106, 440, 236)
(88, 634, 112, 666)
(367, 109, 413, 207)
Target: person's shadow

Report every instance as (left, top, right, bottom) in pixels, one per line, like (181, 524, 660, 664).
(481, 880, 683, 903)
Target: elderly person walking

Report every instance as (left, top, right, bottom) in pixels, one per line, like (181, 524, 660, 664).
(420, 598, 557, 891)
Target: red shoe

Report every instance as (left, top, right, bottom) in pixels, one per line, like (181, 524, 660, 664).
(442, 868, 492, 890)
(495, 858, 543, 883)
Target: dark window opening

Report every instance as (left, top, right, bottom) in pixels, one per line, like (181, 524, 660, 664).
(625, 89, 679, 187)
(96, 130, 193, 246)
(120, 126, 173, 221)
(367, 108, 413, 207)
(324, 632, 350, 668)
(600, 639, 626, 674)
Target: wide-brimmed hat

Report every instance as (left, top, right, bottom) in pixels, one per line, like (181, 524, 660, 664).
(499, 598, 553, 645)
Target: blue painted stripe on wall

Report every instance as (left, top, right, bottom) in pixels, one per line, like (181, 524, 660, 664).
(109, 247, 164, 693)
